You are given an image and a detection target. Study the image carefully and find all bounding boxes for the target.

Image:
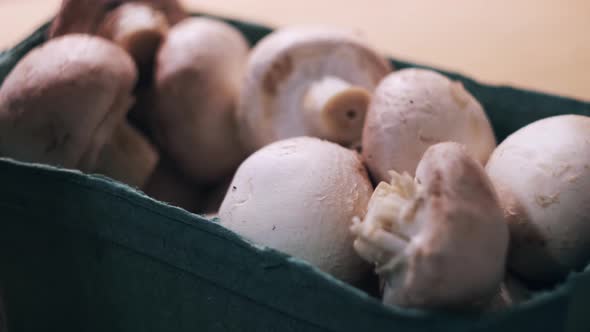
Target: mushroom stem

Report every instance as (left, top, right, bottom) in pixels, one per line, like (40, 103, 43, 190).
(98, 3, 169, 77)
(93, 122, 160, 189)
(302, 76, 371, 146)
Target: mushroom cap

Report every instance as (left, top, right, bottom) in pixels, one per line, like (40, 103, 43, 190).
(0, 34, 136, 169)
(237, 25, 392, 152)
(48, 0, 186, 38)
(97, 2, 169, 73)
(219, 136, 373, 283)
(151, 17, 249, 185)
(137, 0, 186, 24)
(352, 142, 508, 309)
(486, 114, 590, 283)
(362, 68, 496, 183)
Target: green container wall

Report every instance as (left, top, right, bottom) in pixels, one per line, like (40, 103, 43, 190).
(0, 15, 590, 332)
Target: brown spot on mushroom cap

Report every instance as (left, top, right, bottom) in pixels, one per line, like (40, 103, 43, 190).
(551, 163, 572, 177)
(263, 54, 294, 97)
(417, 130, 440, 144)
(449, 81, 470, 109)
(535, 193, 560, 208)
(356, 49, 395, 84)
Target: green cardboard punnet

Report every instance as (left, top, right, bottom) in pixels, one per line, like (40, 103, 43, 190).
(0, 14, 589, 332)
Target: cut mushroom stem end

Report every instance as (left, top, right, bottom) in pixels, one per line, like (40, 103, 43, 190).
(351, 171, 420, 277)
(303, 76, 371, 146)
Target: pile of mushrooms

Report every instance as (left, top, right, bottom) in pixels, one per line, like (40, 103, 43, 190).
(1, 0, 590, 315)
(0, 0, 249, 213)
(362, 68, 496, 181)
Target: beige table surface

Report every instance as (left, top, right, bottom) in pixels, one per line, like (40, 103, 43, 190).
(0, 0, 588, 101)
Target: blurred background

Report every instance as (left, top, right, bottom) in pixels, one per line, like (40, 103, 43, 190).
(0, 0, 588, 101)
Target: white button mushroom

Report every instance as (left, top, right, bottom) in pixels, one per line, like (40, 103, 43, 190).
(237, 26, 392, 152)
(486, 114, 590, 284)
(351, 142, 508, 309)
(0, 35, 139, 172)
(362, 68, 496, 183)
(219, 137, 373, 283)
(149, 17, 250, 185)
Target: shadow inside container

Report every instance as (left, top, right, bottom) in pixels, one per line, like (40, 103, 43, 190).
(0, 287, 6, 332)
